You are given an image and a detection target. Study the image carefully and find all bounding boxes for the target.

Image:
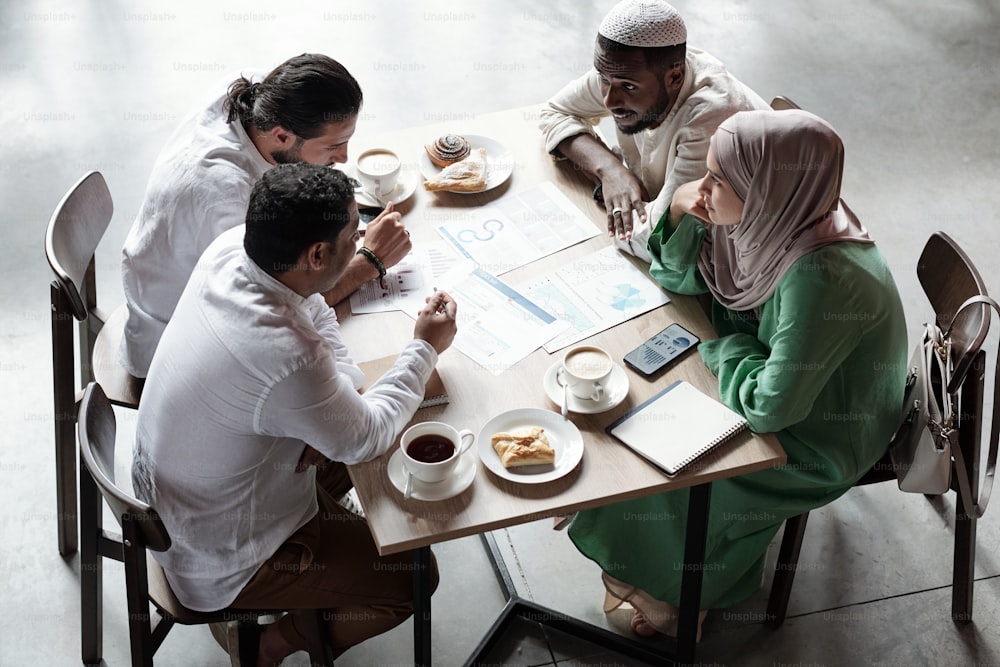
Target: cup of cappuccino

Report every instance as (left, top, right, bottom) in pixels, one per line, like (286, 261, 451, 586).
(560, 345, 614, 402)
(355, 148, 401, 201)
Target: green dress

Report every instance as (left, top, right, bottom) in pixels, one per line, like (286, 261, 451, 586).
(568, 215, 908, 609)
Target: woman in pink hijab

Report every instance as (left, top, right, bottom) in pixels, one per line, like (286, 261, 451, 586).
(568, 109, 908, 638)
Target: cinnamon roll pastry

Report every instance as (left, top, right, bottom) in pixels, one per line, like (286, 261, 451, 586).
(425, 134, 472, 168)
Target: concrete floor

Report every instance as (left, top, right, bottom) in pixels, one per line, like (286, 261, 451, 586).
(3, 0, 999, 665)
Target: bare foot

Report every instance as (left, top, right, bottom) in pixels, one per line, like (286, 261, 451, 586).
(629, 610, 658, 638)
(257, 623, 295, 667)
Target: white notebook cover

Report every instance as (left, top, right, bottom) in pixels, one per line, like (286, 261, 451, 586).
(607, 380, 749, 475)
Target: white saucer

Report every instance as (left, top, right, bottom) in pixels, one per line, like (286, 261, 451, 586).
(387, 448, 476, 501)
(350, 168, 419, 208)
(477, 407, 584, 484)
(418, 134, 514, 193)
(543, 361, 629, 415)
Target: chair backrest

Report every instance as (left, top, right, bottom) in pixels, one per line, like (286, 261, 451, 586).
(770, 95, 801, 111)
(917, 232, 991, 393)
(45, 171, 113, 321)
(78, 382, 171, 552)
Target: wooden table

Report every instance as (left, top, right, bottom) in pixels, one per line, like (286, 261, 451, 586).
(340, 105, 785, 665)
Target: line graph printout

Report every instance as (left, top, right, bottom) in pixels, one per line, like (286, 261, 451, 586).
(435, 181, 599, 275)
(425, 261, 569, 375)
(517, 246, 671, 353)
(349, 241, 462, 315)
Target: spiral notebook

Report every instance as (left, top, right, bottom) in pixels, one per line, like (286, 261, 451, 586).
(606, 380, 749, 476)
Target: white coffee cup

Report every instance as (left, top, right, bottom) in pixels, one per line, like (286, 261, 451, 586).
(560, 344, 614, 402)
(400, 421, 475, 484)
(356, 148, 401, 201)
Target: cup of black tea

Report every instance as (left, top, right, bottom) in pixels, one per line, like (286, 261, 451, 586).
(400, 421, 475, 484)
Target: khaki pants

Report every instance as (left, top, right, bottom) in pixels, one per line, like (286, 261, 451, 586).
(230, 462, 439, 657)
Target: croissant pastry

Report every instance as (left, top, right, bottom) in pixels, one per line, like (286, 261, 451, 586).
(423, 147, 488, 193)
(491, 427, 556, 468)
(425, 134, 472, 167)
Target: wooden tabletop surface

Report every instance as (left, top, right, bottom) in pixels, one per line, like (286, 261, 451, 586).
(340, 105, 786, 556)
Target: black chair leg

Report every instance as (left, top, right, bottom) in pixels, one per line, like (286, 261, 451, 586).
(301, 609, 335, 666)
(80, 465, 103, 665)
(766, 512, 810, 629)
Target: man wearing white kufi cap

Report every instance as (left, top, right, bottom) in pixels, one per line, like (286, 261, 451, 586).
(539, 0, 766, 260)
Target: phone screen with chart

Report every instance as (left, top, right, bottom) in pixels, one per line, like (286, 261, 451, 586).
(623, 323, 700, 376)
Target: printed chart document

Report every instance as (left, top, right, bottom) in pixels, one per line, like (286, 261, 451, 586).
(517, 246, 671, 353)
(428, 261, 569, 375)
(435, 181, 599, 275)
(349, 241, 461, 315)
(607, 381, 750, 476)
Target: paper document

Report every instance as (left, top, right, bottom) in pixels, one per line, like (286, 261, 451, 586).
(349, 242, 461, 315)
(429, 261, 569, 375)
(517, 246, 671, 352)
(435, 181, 599, 275)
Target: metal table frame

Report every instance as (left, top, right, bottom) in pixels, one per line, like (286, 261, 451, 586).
(407, 482, 713, 666)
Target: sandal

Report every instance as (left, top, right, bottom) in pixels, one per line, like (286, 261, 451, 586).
(629, 610, 658, 638)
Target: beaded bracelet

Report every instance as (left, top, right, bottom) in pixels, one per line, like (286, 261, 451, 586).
(356, 246, 386, 280)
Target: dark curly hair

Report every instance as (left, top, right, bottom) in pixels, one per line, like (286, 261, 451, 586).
(244, 163, 355, 274)
(225, 53, 363, 139)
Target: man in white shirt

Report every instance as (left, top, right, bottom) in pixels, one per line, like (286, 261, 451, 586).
(121, 53, 411, 377)
(538, 0, 767, 260)
(131, 163, 457, 664)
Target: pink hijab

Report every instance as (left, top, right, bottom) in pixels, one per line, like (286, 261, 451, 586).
(697, 109, 873, 312)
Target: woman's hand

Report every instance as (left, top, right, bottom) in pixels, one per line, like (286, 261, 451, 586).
(669, 180, 710, 227)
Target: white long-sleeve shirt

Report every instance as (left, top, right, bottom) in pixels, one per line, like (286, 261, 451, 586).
(120, 84, 272, 377)
(539, 48, 767, 261)
(131, 225, 436, 612)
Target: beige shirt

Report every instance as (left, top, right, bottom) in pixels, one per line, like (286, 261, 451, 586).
(539, 48, 767, 261)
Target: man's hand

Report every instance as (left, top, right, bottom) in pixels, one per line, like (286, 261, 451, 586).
(553, 133, 648, 241)
(600, 168, 649, 240)
(296, 445, 330, 473)
(320, 202, 412, 306)
(362, 202, 411, 269)
(413, 291, 458, 354)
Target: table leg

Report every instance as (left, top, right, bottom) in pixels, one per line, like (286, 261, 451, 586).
(413, 545, 432, 667)
(466, 532, 670, 666)
(676, 482, 712, 664)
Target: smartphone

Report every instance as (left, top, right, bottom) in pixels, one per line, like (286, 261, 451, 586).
(623, 323, 700, 377)
(358, 205, 384, 235)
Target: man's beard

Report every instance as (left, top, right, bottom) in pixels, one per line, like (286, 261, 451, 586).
(271, 137, 305, 164)
(616, 86, 671, 135)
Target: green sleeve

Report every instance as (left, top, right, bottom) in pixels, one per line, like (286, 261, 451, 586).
(647, 212, 709, 295)
(699, 256, 865, 434)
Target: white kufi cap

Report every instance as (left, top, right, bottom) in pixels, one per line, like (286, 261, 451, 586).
(598, 0, 687, 47)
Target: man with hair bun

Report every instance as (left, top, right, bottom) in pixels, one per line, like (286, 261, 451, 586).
(539, 0, 767, 259)
(121, 53, 411, 378)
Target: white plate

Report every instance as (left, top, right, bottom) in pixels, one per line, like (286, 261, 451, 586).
(477, 407, 583, 484)
(418, 134, 514, 193)
(543, 361, 630, 415)
(387, 448, 477, 501)
(349, 168, 419, 208)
